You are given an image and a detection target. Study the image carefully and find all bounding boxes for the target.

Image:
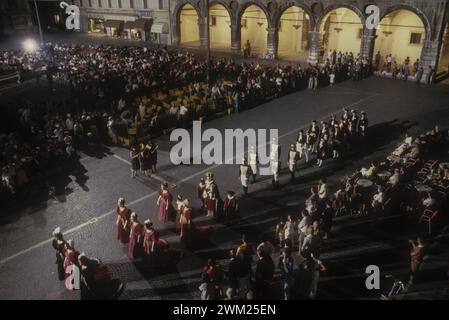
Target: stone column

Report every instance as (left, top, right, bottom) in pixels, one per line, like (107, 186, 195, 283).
(420, 40, 441, 83)
(171, 21, 180, 46)
(266, 27, 278, 59)
(231, 23, 241, 52)
(307, 31, 320, 65)
(360, 28, 376, 61)
(198, 16, 208, 48)
(79, 12, 88, 33)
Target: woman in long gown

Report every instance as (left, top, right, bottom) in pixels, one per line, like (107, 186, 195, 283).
(156, 182, 175, 222)
(179, 198, 212, 246)
(143, 219, 182, 267)
(64, 239, 80, 290)
(129, 212, 144, 259)
(116, 197, 131, 244)
(223, 191, 238, 225)
(52, 227, 67, 281)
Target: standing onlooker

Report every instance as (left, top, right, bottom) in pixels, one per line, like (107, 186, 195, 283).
(308, 252, 326, 299)
(409, 238, 425, 283)
(278, 248, 294, 300)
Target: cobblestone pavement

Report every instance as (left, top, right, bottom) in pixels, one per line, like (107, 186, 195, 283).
(0, 42, 448, 299)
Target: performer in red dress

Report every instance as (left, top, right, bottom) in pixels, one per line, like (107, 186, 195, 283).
(143, 219, 183, 267)
(129, 212, 144, 260)
(223, 191, 238, 225)
(143, 219, 158, 263)
(116, 197, 131, 244)
(63, 239, 80, 290)
(156, 182, 176, 222)
(63, 239, 80, 276)
(179, 198, 212, 247)
(179, 199, 193, 242)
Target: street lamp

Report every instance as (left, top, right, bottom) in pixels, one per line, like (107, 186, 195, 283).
(23, 39, 38, 52)
(32, 0, 44, 45)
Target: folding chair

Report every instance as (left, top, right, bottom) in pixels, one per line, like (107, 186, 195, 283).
(419, 209, 439, 235)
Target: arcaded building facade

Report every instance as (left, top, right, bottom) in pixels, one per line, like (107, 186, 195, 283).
(172, 0, 449, 75)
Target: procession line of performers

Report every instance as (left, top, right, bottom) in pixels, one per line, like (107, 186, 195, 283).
(238, 108, 368, 193)
(51, 227, 124, 299)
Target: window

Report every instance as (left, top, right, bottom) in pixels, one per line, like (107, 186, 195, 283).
(118, 0, 122, 8)
(108, 0, 111, 8)
(410, 32, 422, 44)
(98, 0, 102, 8)
(143, 0, 148, 9)
(211, 16, 216, 26)
(159, 0, 163, 10)
(241, 19, 247, 28)
(79, 0, 84, 7)
(88, 0, 92, 7)
(130, 0, 134, 9)
(8, 0, 18, 9)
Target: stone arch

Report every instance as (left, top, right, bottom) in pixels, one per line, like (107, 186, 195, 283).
(175, 1, 201, 46)
(380, 4, 432, 41)
(208, 1, 234, 49)
(315, 3, 365, 32)
(173, 0, 202, 23)
(238, 1, 271, 55)
(274, 3, 314, 60)
(236, 1, 272, 28)
(272, 1, 315, 30)
(209, 0, 235, 22)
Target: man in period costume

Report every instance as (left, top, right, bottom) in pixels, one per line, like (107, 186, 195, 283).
(198, 178, 206, 212)
(358, 111, 368, 138)
(307, 120, 319, 154)
(239, 158, 252, 196)
(248, 145, 258, 183)
(296, 130, 308, 163)
(287, 144, 299, 181)
(205, 173, 220, 218)
(350, 110, 359, 136)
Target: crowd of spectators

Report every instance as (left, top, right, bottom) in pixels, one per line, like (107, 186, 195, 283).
(0, 43, 373, 206)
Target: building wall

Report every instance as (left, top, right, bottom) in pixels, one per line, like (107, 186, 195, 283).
(169, 0, 448, 79)
(277, 7, 308, 55)
(0, 0, 36, 36)
(321, 8, 362, 55)
(375, 11, 426, 64)
(77, 0, 172, 43)
(76, 0, 449, 76)
(209, 4, 231, 47)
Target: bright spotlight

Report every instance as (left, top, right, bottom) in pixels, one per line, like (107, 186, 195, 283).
(23, 39, 38, 52)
